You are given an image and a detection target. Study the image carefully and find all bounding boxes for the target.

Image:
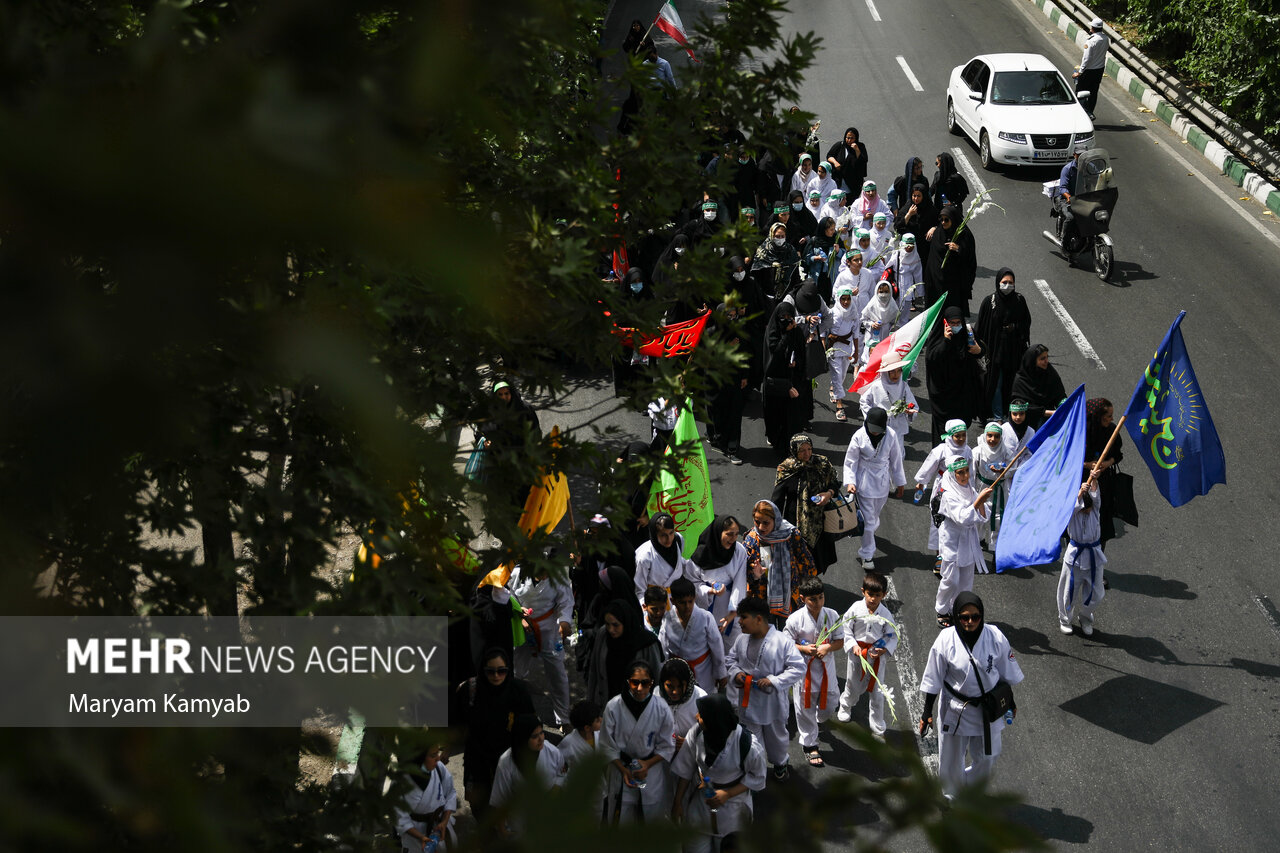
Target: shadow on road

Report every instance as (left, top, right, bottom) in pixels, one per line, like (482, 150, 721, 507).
(1059, 672, 1223, 743)
(1104, 569, 1196, 600)
(1005, 802, 1096, 844)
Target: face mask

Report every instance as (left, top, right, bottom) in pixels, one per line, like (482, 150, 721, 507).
(630, 281, 643, 294)
(999, 281, 1015, 295)
(703, 210, 717, 221)
(675, 247, 686, 255)
(791, 203, 803, 211)
(773, 236, 786, 247)
(739, 157, 748, 165)
(878, 292, 891, 305)
(732, 270, 746, 281)
(949, 323, 964, 334)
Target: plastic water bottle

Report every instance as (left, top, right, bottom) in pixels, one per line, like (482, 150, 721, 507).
(701, 776, 716, 801)
(810, 495, 822, 504)
(913, 485, 924, 505)
(1004, 709, 1014, 726)
(423, 830, 441, 852)
(629, 758, 647, 789)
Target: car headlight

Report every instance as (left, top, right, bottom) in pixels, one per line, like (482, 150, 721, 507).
(1075, 133, 1094, 146)
(997, 131, 1027, 144)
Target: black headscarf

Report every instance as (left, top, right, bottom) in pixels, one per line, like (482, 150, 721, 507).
(659, 657, 696, 706)
(923, 204, 977, 312)
(973, 267, 1031, 368)
(1010, 344, 1066, 428)
(692, 515, 739, 570)
(509, 712, 543, 774)
(763, 301, 802, 387)
(622, 266, 653, 301)
(648, 512, 681, 568)
(924, 306, 983, 424)
(894, 156, 925, 203)
(952, 591, 985, 650)
(604, 599, 659, 700)
(865, 406, 888, 448)
(696, 693, 739, 762)
(620, 658, 656, 719)
(931, 151, 969, 209)
(1085, 397, 1122, 464)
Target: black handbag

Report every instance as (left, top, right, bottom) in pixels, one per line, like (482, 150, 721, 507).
(1110, 469, 1139, 527)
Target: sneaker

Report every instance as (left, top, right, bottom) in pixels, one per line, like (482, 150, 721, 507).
(836, 708, 852, 723)
(1081, 620, 1094, 637)
(725, 451, 744, 466)
(861, 559, 875, 569)
(1058, 622, 1074, 635)
(771, 764, 791, 782)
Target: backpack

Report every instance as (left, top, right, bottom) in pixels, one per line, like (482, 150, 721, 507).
(930, 488, 946, 528)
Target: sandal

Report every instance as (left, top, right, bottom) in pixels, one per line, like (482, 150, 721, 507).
(836, 408, 847, 422)
(933, 555, 943, 578)
(805, 748, 824, 767)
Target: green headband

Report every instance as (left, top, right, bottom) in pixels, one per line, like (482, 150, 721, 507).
(741, 207, 756, 216)
(948, 457, 971, 472)
(985, 422, 1004, 435)
(945, 424, 967, 437)
(1009, 401, 1030, 413)
(493, 381, 511, 393)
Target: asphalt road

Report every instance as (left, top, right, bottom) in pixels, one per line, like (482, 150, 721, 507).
(533, 1, 1280, 849)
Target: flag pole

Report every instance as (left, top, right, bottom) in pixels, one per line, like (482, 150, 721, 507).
(984, 443, 1029, 492)
(1086, 415, 1127, 485)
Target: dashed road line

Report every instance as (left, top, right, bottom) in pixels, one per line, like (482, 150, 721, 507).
(896, 57, 923, 92)
(1255, 595, 1280, 642)
(949, 148, 995, 216)
(885, 576, 939, 774)
(865, 0, 882, 22)
(1033, 279, 1107, 369)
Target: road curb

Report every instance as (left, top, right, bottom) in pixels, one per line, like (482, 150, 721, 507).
(1025, 0, 1280, 217)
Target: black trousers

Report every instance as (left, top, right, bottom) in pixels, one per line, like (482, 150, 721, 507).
(1076, 68, 1103, 114)
(709, 381, 747, 451)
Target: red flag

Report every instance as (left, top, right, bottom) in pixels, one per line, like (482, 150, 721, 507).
(612, 243, 630, 280)
(634, 311, 710, 357)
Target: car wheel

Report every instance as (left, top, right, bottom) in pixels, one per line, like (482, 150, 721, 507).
(979, 131, 998, 171)
(947, 99, 960, 136)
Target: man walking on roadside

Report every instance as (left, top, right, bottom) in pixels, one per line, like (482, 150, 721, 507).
(1073, 18, 1108, 120)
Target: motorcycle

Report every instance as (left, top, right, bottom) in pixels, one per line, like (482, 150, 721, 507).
(1042, 147, 1118, 281)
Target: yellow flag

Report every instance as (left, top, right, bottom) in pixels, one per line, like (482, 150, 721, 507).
(478, 426, 570, 587)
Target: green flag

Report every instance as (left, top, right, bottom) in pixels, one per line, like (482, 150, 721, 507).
(647, 401, 714, 557)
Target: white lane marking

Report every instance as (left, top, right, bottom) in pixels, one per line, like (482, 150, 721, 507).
(1034, 279, 1107, 369)
(865, 0, 882, 22)
(950, 148, 993, 216)
(896, 57, 924, 92)
(885, 576, 939, 774)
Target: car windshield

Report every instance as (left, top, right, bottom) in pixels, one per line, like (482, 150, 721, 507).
(990, 70, 1074, 105)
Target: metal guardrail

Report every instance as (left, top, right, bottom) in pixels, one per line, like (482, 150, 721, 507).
(1058, 0, 1280, 184)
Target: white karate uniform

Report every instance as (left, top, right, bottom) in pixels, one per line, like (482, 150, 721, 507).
(490, 744, 566, 824)
(509, 567, 574, 725)
(1058, 484, 1107, 631)
(694, 543, 749, 652)
(935, 473, 988, 617)
(635, 536, 696, 605)
(818, 198, 846, 224)
(806, 173, 838, 206)
(599, 692, 676, 823)
(971, 437, 1014, 547)
(919, 625, 1025, 797)
(661, 608, 727, 692)
(725, 627, 806, 766)
(558, 729, 607, 819)
(914, 439, 972, 551)
(837, 600, 899, 734)
(859, 375, 917, 457)
(670, 725, 767, 853)
(785, 606, 842, 747)
(665, 684, 707, 761)
(843, 426, 907, 562)
(868, 222, 894, 262)
(858, 291, 900, 368)
(394, 763, 458, 852)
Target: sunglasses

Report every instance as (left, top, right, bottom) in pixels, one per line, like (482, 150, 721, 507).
(956, 613, 981, 623)
(628, 678, 653, 688)
(484, 666, 510, 676)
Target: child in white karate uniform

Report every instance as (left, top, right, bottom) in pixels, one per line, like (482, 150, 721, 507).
(859, 363, 917, 458)
(509, 562, 574, 728)
(599, 660, 676, 824)
(394, 744, 457, 852)
(843, 407, 907, 567)
(934, 458, 994, 626)
(836, 570, 898, 736)
(1001, 400, 1036, 486)
(726, 596, 806, 782)
(825, 284, 860, 422)
(784, 577, 843, 767)
(888, 234, 924, 311)
(970, 421, 1014, 550)
(858, 280, 900, 369)
(660, 577, 727, 692)
(913, 420, 972, 572)
(1058, 477, 1107, 636)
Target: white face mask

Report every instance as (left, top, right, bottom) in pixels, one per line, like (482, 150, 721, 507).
(630, 281, 643, 293)
(999, 281, 1015, 295)
(703, 210, 717, 221)
(732, 270, 746, 281)
(674, 247, 686, 255)
(877, 291, 892, 305)
(772, 236, 786, 247)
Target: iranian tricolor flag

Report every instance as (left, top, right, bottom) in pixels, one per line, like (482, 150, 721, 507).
(847, 293, 948, 393)
(653, 1, 698, 62)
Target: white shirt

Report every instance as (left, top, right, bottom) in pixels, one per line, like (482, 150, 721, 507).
(785, 606, 841, 704)
(843, 426, 907, 499)
(920, 626, 1025, 753)
(1080, 31, 1108, 71)
(725, 626, 806, 726)
(660, 608, 727, 685)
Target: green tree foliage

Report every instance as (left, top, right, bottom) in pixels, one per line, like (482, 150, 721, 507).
(0, 1, 1043, 850)
(1122, 0, 1280, 138)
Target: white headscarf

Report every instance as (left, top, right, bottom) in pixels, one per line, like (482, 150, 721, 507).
(892, 237, 922, 277)
(940, 457, 978, 503)
(807, 170, 837, 206)
(830, 284, 859, 336)
(860, 280, 900, 332)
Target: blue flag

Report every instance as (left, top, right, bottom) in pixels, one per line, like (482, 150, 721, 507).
(995, 385, 1088, 572)
(1123, 311, 1225, 507)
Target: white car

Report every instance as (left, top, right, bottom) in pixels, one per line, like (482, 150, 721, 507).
(946, 53, 1094, 169)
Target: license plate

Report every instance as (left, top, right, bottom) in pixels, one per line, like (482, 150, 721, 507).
(1034, 149, 1067, 160)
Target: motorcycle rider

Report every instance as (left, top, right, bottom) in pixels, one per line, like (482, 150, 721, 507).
(1052, 141, 1089, 252)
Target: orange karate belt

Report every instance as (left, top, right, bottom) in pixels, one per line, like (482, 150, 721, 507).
(857, 640, 883, 693)
(526, 605, 558, 652)
(802, 653, 830, 710)
(739, 674, 753, 708)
